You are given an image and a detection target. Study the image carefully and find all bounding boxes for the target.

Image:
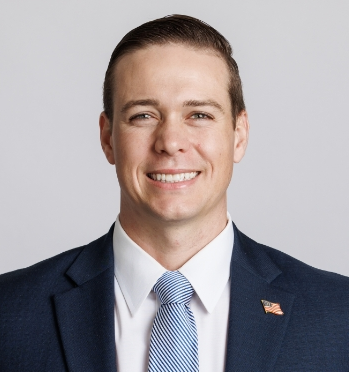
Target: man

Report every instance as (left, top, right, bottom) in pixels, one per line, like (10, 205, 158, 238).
(0, 14, 348, 372)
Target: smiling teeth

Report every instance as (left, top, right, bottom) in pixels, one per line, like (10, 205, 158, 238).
(149, 172, 199, 183)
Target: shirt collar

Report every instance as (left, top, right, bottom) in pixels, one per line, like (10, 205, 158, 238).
(113, 214, 234, 316)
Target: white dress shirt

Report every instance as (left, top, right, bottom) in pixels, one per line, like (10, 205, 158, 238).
(113, 214, 234, 372)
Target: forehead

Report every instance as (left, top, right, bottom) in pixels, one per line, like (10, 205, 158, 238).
(113, 44, 231, 104)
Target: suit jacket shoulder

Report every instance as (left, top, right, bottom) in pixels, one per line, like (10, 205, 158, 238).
(0, 230, 116, 372)
(244, 230, 348, 296)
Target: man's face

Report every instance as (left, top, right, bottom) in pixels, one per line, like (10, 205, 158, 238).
(100, 44, 248, 225)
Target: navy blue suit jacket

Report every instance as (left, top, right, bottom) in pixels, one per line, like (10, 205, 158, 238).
(0, 223, 348, 371)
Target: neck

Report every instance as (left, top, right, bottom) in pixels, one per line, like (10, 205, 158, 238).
(119, 204, 228, 271)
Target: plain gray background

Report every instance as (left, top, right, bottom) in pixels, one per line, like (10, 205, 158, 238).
(0, 0, 348, 276)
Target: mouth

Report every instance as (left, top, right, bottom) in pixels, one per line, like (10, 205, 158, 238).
(147, 171, 200, 183)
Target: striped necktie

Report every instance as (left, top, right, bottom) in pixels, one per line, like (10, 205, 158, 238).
(148, 270, 199, 372)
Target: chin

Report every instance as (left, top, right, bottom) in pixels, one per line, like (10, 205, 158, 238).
(148, 202, 201, 223)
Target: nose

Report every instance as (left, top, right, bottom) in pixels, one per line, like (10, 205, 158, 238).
(154, 117, 190, 156)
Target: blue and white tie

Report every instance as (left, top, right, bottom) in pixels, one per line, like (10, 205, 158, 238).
(148, 271, 199, 372)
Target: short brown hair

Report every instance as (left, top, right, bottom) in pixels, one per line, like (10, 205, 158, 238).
(103, 14, 245, 127)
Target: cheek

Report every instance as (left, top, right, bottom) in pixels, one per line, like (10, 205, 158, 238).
(114, 130, 150, 176)
(196, 130, 234, 167)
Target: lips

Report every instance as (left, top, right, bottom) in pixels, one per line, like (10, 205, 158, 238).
(147, 172, 199, 183)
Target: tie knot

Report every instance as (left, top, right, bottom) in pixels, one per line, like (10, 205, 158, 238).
(153, 271, 194, 305)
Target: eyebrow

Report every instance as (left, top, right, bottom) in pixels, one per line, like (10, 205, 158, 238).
(120, 99, 160, 113)
(183, 99, 225, 113)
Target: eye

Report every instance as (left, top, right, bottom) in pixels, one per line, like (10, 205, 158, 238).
(190, 112, 213, 120)
(130, 113, 152, 121)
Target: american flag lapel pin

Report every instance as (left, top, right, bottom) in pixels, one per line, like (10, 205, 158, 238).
(261, 299, 284, 315)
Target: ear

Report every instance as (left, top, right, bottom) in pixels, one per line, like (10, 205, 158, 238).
(233, 110, 249, 163)
(99, 112, 115, 165)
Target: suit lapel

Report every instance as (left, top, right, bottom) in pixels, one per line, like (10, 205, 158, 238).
(225, 224, 295, 372)
(54, 225, 117, 372)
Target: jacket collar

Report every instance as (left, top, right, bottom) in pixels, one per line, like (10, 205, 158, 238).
(231, 222, 282, 283)
(225, 222, 295, 372)
(53, 224, 117, 372)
